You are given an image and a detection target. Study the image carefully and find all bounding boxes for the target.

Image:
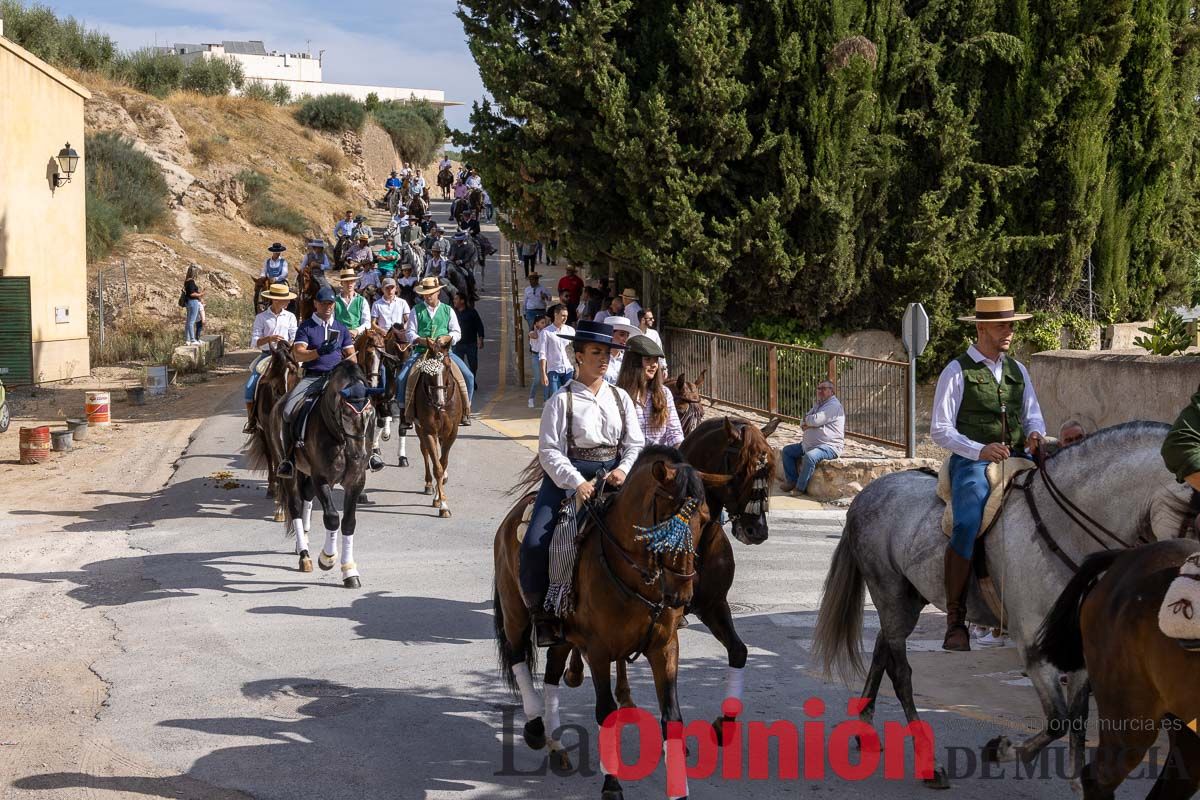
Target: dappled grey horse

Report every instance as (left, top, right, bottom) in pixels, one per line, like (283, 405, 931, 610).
(813, 421, 1191, 789)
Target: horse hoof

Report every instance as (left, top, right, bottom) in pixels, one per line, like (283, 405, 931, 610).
(982, 735, 1014, 763)
(265, 487, 274, 499)
(318, 551, 336, 571)
(564, 666, 583, 688)
(299, 556, 313, 573)
(923, 765, 950, 789)
(523, 717, 546, 750)
(439, 508, 452, 518)
(601, 774, 624, 799)
(549, 747, 572, 772)
(382, 432, 391, 442)
(712, 715, 735, 747)
(399, 456, 409, 468)
(343, 575, 362, 589)
(424, 486, 432, 495)
(273, 509, 286, 523)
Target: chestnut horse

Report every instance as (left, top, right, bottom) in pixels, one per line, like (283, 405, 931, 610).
(244, 342, 301, 522)
(670, 369, 706, 436)
(1036, 539, 1200, 799)
(355, 327, 406, 469)
(493, 446, 709, 799)
(409, 339, 461, 517)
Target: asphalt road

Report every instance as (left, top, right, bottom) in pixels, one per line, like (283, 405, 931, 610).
(13, 204, 1161, 799)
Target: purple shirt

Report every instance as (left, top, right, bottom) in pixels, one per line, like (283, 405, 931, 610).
(295, 315, 352, 374)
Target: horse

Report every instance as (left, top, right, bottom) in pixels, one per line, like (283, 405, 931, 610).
(811, 421, 1189, 789)
(252, 276, 272, 313)
(268, 359, 375, 587)
(670, 370, 707, 437)
(437, 167, 453, 199)
(244, 342, 301, 522)
(409, 338, 462, 517)
(408, 194, 428, 222)
(296, 268, 326, 323)
(354, 327, 406, 484)
(493, 446, 709, 799)
(468, 187, 484, 218)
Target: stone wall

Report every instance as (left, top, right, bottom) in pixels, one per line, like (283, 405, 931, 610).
(1031, 349, 1200, 433)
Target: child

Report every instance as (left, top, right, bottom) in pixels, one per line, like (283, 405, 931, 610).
(527, 311, 549, 408)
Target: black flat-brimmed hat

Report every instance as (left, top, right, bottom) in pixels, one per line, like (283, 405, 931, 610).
(267, 242, 287, 253)
(558, 320, 627, 350)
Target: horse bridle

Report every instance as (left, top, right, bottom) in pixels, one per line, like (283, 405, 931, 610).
(716, 439, 772, 519)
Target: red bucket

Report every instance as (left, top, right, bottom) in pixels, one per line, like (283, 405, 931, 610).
(18, 426, 51, 464)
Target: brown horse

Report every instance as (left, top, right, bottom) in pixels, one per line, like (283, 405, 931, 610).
(355, 327, 406, 464)
(244, 342, 301, 521)
(437, 167, 453, 199)
(493, 446, 709, 799)
(670, 369, 707, 436)
(408, 194, 428, 222)
(409, 338, 461, 517)
(297, 267, 326, 323)
(1036, 539, 1200, 799)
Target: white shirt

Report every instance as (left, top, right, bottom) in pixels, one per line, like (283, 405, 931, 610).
(539, 381, 645, 490)
(524, 285, 552, 311)
(404, 299, 461, 346)
(355, 269, 382, 293)
(412, 177, 426, 193)
(803, 395, 846, 455)
(425, 257, 449, 279)
(539, 323, 576, 374)
(439, 158, 452, 170)
(602, 350, 625, 385)
(372, 296, 410, 330)
(622, 300, 643, 324)
(251, 307, 298, 351)
(466, 175, 483, 189)
(260, 257, 289, 282)
(930, 344, 1046, 461)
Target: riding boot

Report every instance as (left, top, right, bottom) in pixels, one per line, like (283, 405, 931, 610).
(943, 547, 972, 652)
(243, 402, 255, 434)
(278, 425, 296, 478)
(522, 589, 565, 647)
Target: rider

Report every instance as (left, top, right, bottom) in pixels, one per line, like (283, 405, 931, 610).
(410, 169, 426, 199)
(352, 214, 373, 243)
(521, 319, 645, 645)
(344, 233, 375, 270)
(301, 240, 333, 280)
(384, 169, 402, 205)
(438, 154, 452, 172)
(260, 243, 289, 286)
(244, 283, 298, 434)
(930, 296, 1045, 652)
(393, 277, 475, 427)
(335, 269, 371, 338)
(1162, 388, 1200, 512)
(465, 168, 483, 190)
(276, 285, 357, 478)
(334, 211, 356, 242)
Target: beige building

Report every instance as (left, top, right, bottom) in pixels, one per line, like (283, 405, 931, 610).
(0, 33, 90, 383)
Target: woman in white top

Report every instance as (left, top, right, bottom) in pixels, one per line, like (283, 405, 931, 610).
(244, 283, 298, 432)
(617, 334, 684, 447)
(521, 320, 645, 643)
(523, 272, 552, 332)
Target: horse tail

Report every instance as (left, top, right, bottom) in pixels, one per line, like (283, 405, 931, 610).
(505, 455, 545, 497)
(494, 575, 535, 697)
(245, 426, 270, 473)
(1033, 548, 1122, 673)
(811, 530, 866, 683)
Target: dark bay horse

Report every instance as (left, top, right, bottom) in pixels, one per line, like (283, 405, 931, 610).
(268, 359, 375, 587)
(408, 194, 428, 222)
(355, 328, 405, 497)
(670, 370, 706, 437)
(410, 339, 461, 517)
(437, 166, 453, 199)
(1037, 539, 1200, 799)
(244, 343, 301, 522)
(494, 447, 709, 799)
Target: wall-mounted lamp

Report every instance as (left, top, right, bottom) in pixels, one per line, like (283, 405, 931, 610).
(52, 143, 80, 188)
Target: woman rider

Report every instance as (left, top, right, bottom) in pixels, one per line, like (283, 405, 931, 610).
(616, 334, 684, 448)
(521, 320, 646, 645)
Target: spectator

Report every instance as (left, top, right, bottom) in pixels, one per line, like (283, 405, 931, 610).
(523, 272, 552, 333)
(558, 289, 578, 326)
(371, 277, 410, 336)
(601, 316, 639, 385)
(547, 231, 559, 266)
(453, 294, 486, 378)
(519, 241, 539, 277)
(182, 263, 204, 345)
(579, 286, 604, 322)
(607, 295, 625, 319)
(334, 269, 370, 337)
(638, 308, 667, 374)
(483, 189, 493, 222)
(1059, 420, 1087, 447)
(539, 303, 576, 399)
(527, 311, 549, 408)
(620, 289, 642, 324)
(780, 380, 845, 495)
(617, 334, 683, 447)
(557, 264, 584, 310)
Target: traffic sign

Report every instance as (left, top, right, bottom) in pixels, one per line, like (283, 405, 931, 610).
(902, 303, 930, 358)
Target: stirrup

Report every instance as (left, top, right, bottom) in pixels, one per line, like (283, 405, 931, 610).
(277, 459, 295, 477)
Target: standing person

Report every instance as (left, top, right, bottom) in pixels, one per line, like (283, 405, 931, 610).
(523, 272, 552, 332)
(539, 304, 576, 399)
(483, 189, 493, 222)
(276, 286, 362, 477)
(182, 264, 204, 345)
(547, 231, 558, 266)
(579, 286, 603, 323)
(557, 264, 584, 311)
(617, 334, 683, 447)
(620, 288, 642, 324)
(557, 289, 578, 326)
(519, 241, 538, 277)
(520, 319, 645, 644)
(606, 295, 625, 319)
(244, 283, 298, 433)
(930, 296, 1045, 652)
(527, 311, 549, 409)
(334, 269, 370, 337)
(371, 277, 410, 336)
(779, 381, 844, 495)
(260, 243, 289, 285)
(453, 294, 485, 378)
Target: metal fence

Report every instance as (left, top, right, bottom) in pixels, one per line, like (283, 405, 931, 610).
(665, 327, 911, 450)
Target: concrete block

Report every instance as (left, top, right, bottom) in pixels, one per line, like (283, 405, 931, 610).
(200, 334, 224, 360)
(170, 345, 201, 371)
(775, 448, 941, 502)
(1105, 321, 1150, 350)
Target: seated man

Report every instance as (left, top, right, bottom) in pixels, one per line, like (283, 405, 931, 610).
(1059, 420, 1086, 447)
(277, 286, 381, 476)
(334, 210, 355, 242)
(393, 277, 475, 426)
(383, 170, 401, 205)
(344, 234, 375, 270)
(780, 380, 844, 494)
(376, 238, 401, 277)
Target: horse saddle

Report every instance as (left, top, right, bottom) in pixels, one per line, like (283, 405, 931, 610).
(936, 457, 1036, 540)
(290, 380, 329, 445)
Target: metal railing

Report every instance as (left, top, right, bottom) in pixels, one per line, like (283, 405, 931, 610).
(508, 239, 526, 386)
(665, 327, 911, 450)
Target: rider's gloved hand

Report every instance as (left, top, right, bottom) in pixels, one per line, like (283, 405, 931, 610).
(316, 339, 338, 356)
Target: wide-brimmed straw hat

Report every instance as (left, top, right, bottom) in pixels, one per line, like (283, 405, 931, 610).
(337, 269, 359, 283)
(414, 277, 444, 296)
(602, 315, 641, 337)
(626, 334, 665, 359)
(260, 282, 297, 301)
(957, 296, 1033, 323)
(267, 242, 287, 253)
(558, 320, 627, 350)
(620, 287, 639, 301)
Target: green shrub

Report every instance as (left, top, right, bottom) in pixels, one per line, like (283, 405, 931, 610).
(0, 0, 117, 71)
(1015, 311, 1100, 354)
(1134, 309, 1193, 356)
(237, 170, 309, 235)
(322, 174, 351, 198)
(372, 100, 446, 166)
(294, 94, 366, 132)
(316, 144, 346, 170)
(84, 132, 169, 261)
(271, 82, 292, 106)
(241, 79, 273, 103)
(365, 92, 380, 111)
(744, 317, 832, 350)
(112, 49, 185, 98)
(180, 56, 245, 96)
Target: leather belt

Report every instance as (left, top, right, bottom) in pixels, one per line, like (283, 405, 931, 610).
(570, 446, 618, 461)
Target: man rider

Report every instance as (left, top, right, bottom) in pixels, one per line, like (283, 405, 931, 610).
(1162, 389, 1200, 533)
(465, 168, 483, 190)
(411, 169, 426, 199)
(438, 154, 452, 172)
(276, 285, 380, 477)
(334, 211, 356, 242)
(449, 231, 477, 271)
(344, 234, 375, 270)
(384, 170, 402, 206)
(393, 277, 475, 427)
(930, 296, 1045, 652)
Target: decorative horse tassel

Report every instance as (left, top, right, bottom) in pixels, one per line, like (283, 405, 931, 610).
(634, 498, 700, 556)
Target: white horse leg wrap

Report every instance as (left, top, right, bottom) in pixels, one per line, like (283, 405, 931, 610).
(512, 662, 543, 720)
(302, 500, 314, 532)
(291, 520, 309, 553)
(665, 737, 689, 799)
(725, 666, 745, 707)
(323, 528, 338, 557)
(598, 724, 612, 775)
(340, 534, 356, 575)
(398, 432, 407, 457)
(544, 683, 561, 748)
(382, 417, 392, 440)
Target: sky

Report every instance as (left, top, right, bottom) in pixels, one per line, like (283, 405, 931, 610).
(40, 0, 485, 131)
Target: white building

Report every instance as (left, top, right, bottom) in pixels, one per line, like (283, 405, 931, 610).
(170, 40, 458, 108)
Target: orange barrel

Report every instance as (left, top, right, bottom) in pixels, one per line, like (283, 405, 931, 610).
(18, 426, 51, 464)
(85, 391, 111, 426)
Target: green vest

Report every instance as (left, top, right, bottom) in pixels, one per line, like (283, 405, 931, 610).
(415, 302, 451, 345)
(954, 353, 1025, 450)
